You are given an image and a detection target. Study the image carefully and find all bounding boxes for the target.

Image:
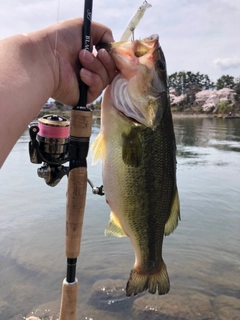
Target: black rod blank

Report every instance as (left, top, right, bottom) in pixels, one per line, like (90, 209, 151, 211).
(77, 0, 93, 108)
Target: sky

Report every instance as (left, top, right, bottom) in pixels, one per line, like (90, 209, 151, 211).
(1, 0, 240, 82)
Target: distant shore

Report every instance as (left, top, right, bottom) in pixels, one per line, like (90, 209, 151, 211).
(172, 112, 217, 119)
(38, 110, 240, 121)
(172, 112, 240, 119)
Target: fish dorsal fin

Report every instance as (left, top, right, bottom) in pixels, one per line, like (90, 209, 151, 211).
(164, 188, 180, 236)
(122, 129, 142, 167)
(105, 211, 127, 237)
(91, 132, 105, 164)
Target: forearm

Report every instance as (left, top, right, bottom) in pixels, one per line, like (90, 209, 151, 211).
(0, 32, 54, 167)
(0, 19, 116, 168)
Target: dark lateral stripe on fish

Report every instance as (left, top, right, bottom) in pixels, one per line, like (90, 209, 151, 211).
(143, 123, 175, 269)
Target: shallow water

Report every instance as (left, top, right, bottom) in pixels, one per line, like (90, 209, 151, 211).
(0, 117, 240, 320)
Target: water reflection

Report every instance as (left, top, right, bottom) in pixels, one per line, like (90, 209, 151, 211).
(0, 117, 239, 320)
(174, 118, 240, 153)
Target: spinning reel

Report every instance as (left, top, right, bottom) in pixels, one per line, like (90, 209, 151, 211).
(28, 114, 104, 194)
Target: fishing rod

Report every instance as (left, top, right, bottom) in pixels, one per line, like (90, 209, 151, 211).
(28, 0, 94, 318)
(58, 0, 93, 318)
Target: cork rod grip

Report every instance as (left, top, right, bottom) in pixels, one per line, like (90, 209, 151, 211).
(59, 279, 78, 320)
(70, 109, 92, 138)
(66, 167, 87, 258)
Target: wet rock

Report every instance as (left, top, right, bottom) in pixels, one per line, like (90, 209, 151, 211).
(1, 283, 38, 319)
(0, 300, 10, 319)
(88, 279, 134, 312)
(25, 300, 60, 320)
(133, 292, 217, 320)
(78, 303, 121, 320)
(213, 295, 240, 320)
(25, 301, 121, 320)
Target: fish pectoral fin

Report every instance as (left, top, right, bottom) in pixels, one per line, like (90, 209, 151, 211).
(164, 187, 180, 236)
(122, 129, 142, 167)
(104, 211, 127, 237)
(91, 132, 105, 164)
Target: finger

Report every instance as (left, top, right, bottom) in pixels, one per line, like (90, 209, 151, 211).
(79, 49, 115, 89)
(91, 22, 114, 45)
(97, 49, 117, 84)
(80, 68, 104, 103)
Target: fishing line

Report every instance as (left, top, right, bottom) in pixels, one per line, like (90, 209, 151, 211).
(53, 0, 61, 74)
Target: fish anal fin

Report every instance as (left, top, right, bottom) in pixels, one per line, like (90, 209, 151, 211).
(164, 188, 180, 236)
(91, 132, 105, 164)
(122, 129, 142, 167)
(104, 211, 127, 237)
(126, 260, 170, 296)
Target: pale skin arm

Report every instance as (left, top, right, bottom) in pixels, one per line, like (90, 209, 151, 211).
(0, 18, 116, 168)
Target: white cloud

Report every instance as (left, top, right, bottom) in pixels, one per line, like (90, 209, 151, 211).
(0, 0, 240, 81)
(213, 58, 240, 70)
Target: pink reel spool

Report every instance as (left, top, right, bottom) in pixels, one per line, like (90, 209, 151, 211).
(38, 115, 70, 139)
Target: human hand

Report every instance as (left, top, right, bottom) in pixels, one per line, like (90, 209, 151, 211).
(37, 18, 116, 106)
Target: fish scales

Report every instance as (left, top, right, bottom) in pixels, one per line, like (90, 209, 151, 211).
(92, 35, 180, 296)
(124, 119, 175, 261)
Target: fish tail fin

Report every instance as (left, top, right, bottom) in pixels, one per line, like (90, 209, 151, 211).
(126, 260, 170, 296)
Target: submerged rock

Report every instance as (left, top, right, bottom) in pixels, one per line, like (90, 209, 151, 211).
(78, 303, 121, 320)
(133, 292, 217, 320)
(25, 301, 121, 320)
(25, 300, 60, 320)
(213, 295, 240, 320)
(0, 300, 10, 319)
(88, 279, 133, 312)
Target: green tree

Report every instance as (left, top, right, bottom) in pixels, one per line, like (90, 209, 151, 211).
(234, 77, 240, 95)
(54, 100, 64, 107)
(218, 101, 232, 114)
(169, 71, 215, 95)
(92, 97, 102, 110)
(54, 100, 65, 111)
(216, 75, 235, 90)
(168, 72, 184, 95)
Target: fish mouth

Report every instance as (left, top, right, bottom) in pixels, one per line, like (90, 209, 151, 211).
(98, 35, 161, 130)
(96, 34, 159, 56)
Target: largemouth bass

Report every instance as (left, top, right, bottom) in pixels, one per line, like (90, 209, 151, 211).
(92, 35, 180, 296)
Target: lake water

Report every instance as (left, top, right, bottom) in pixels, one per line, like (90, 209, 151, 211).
(0, 117, 240, 320)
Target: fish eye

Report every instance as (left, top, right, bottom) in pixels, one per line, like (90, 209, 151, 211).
(157, 60, 166, 71)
